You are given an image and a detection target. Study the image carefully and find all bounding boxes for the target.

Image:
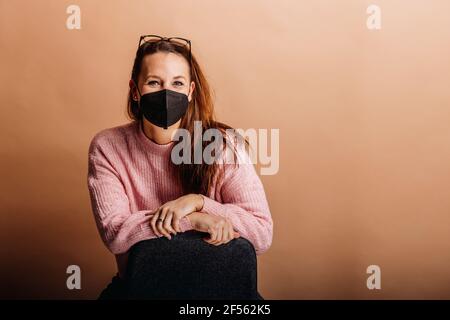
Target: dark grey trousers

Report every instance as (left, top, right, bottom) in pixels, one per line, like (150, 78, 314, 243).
(98, 230, 264, 300)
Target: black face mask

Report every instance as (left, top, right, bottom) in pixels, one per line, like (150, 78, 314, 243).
(137, 88, 189, 129)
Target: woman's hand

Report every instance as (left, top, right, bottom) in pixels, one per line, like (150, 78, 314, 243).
(188, 212, 240, 246)
(145, 194, 204, 239)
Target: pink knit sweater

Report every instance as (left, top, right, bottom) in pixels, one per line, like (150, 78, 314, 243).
(87, 120, 273, 276)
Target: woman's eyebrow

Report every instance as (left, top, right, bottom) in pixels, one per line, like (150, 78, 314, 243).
(144, 75, 186, 81)
(145, 74, 160, 81)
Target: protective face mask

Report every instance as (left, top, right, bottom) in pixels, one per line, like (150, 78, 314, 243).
(137, 88, 189, 129)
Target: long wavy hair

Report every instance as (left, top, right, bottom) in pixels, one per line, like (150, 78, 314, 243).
(126, 39, 247, 195)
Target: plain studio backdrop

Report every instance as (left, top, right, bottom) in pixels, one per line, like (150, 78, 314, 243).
(1, 0, 450, 299)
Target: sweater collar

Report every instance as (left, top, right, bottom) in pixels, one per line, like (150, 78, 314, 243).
(135, 120, 175, 154)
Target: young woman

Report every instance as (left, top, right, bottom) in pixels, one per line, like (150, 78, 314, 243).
(87, 35, 273, 299)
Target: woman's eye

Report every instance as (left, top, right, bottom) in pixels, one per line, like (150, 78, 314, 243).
(173, 81, 184, 86)
(147, 81, 159, 86)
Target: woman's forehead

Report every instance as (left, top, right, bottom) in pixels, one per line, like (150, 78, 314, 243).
(141, 52, 190, 78)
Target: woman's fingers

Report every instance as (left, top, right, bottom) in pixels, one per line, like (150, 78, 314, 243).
(216, 220, 231, 245)
(204, 227, 217, 244)
(204, 220, 239, 246)
(157, 221, 171, 239)
(222, 222, 232, 244)
(149, 206, 177, 239)
(220, 225, 229, 245)
(163, 211, 177, 236)
(144, 207, 158, 217)
(214, 225, 223, 245)
(157, 207, 171, 239)
(211, 226, 219, 244)
(150, 208, 163, 237)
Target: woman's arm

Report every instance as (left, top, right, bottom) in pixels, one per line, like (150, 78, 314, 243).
(199, 145, 274, 255)
(87, 136, 193, 255)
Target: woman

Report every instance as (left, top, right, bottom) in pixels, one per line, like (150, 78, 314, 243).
(87, 35, 273, 299)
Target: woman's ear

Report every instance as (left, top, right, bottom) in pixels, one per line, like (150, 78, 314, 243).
(129, 79, 138, 101)
(188, 81, 195, 102)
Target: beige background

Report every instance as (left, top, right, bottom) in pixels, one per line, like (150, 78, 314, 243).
(1, 0, 450, 299)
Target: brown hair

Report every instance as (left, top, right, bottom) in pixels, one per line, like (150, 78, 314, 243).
(126, 39, 247, 195)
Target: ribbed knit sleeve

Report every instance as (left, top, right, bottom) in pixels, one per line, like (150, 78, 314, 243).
(199, 143, 274, 255)
(87, 134, 192, 255)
